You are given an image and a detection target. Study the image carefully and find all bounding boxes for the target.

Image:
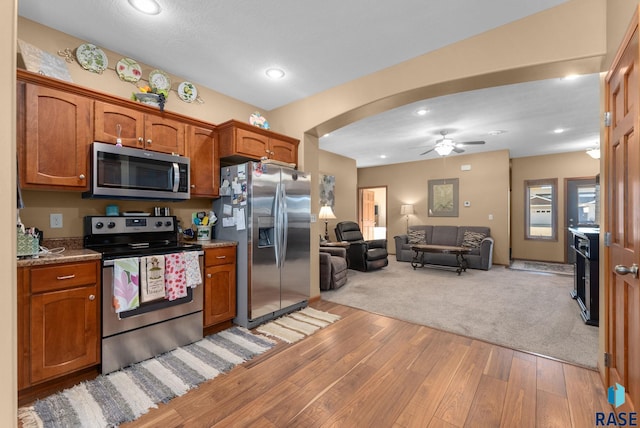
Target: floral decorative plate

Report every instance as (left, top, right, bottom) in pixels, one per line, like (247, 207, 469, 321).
(75, 43, 108, 74)
(116, 58, 142, 83)
(178, 81, 198, 103)
(249, 112, 270, 129)
(148, 69, 171, 93)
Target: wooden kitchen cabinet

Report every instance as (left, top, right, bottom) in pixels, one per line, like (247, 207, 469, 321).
(218, 120, 299, 165)
(204, 246, 237, 328)
(17, 81, 93, 190)
(94, 101, 186, 155)
(186, 125, 219, 198)
(18, 261, 101, 388)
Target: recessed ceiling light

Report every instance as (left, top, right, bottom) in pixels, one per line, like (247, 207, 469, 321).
(128, 0, 161, 15)
(322, 133, 330, 138)
(416, 108, 429, 116)
(562, 74, 579, 81)
(265, 68, 285, 80)
(488, 130, 506, 135)
(553, 128, 565, 134)
(380, 154, 387, 159)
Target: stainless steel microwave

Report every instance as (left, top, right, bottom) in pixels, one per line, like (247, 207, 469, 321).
(83, 142, 190, 201)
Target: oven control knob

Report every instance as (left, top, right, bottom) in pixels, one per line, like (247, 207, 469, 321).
(156, 221, 164, 227)
(107, 222, 116, 229)
(95, 222, 104, 229)
(165, 221, 172, 227)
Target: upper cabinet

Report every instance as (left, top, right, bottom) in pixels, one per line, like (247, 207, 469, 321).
(217, 120, 299, 165)
(95, 101, 186, 155)
(17, 81, 93, 190)
(186, 125, 219, 198)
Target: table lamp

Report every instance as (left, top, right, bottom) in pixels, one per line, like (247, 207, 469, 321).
(401, 204, 414, 233)
(318, 205, 336, 241)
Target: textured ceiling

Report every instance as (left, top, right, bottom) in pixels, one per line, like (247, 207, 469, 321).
(17, 0, 600, 168)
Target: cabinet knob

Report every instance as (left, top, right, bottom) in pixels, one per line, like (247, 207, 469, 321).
(79, 174, 85, 180)
(207, 273, 212, 278)
(146, 139, 152, 145)
(138, 137, 144, 143)
(89, 294, 95, 301)
(191, 184, 196, 188)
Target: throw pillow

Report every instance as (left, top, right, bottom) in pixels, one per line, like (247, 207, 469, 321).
(408, 229, 426, 244)
(461, 231, 486, 248)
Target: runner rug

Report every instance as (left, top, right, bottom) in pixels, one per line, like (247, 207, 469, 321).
(256, 307, 341, 343)
(18, 327, 275, 428)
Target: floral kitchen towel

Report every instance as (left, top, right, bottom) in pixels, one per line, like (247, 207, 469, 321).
(140, 255, 166, 302)
(185, 251, 202, 288)
(113, 257, 140, 313)
(165, 253, 187, 301)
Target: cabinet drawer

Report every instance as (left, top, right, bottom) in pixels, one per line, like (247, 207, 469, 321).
(205, 246, 236, 267)
(30, 262, 98, 293)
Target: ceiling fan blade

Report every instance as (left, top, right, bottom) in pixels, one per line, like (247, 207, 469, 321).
(452, 147, 465, 153)
(420, 147, 435, 155)
(459, 140, 485, 145)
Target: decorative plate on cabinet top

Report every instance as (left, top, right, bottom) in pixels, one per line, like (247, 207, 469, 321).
(177, 81, 198, 103)
(116, 57, 142, 83)
(148, 69, 172, 93)
(249, 111, 270, 129)
(75, 43, 108, 74)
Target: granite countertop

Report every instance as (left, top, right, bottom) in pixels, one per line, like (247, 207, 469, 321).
(16, 237, 237, 267)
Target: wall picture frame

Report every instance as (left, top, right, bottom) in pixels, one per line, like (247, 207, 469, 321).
(428, 178, 459, 217)
(319, 174, 335, 208)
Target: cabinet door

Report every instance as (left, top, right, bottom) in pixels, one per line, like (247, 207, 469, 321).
(17, 267, 29, 390)
(144, 114, 186, 155)
(236, 128, 270, 159)
(94, 101, 145, 149)
(21, 84, 92, 189)
(30, 285, 99, 384)
(187, 125, 219, 197)
(204, 263, 236, 327)
(269, 137, 298, 164)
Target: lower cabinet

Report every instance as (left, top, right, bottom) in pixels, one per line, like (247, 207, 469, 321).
(204, 246, 237, 328)
(18, 260, 101, 390)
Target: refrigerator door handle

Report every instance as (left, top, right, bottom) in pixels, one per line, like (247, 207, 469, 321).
(280, 184, 289, 268)
(274, 182, 282, 268)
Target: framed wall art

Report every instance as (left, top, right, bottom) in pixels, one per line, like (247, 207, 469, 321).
(428, 178, 459, 217)
(319, 174, 335, 208)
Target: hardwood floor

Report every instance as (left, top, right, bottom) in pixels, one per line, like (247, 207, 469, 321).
(124, 301, 611, 427)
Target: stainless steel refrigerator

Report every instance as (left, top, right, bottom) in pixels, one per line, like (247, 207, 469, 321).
(213, 161, 310, 328)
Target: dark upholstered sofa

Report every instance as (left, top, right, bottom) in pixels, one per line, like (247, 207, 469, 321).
(394, 225, 494, 270)
(319, 246, 348, 290)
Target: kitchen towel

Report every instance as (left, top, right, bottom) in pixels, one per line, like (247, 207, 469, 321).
(164, 253, 187, 301)
(185, 251, 202, 288)
(113, 257, 140, 313)
(140, 255, 166, 302)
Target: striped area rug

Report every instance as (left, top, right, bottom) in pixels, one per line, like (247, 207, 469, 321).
(18, 327, 275, 428)
(256, 307, 341, 343)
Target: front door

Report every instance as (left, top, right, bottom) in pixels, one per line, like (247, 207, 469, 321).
(605, 8, 640, 413)
(566, 177, 598, 263)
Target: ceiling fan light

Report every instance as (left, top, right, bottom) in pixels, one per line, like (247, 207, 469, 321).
(586, 147, 600, 159)
(434, 144, 453, 156)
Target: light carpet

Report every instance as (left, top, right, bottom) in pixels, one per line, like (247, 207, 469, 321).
(256, 307, 341, 343)
(322, 259, 598, 368)
(509, 259, 575, 276)
(18, 327, 275, 428)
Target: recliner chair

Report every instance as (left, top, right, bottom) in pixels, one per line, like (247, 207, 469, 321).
(334, 221, 389, 272)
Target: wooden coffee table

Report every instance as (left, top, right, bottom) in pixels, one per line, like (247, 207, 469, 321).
(410, 244, 472, 275)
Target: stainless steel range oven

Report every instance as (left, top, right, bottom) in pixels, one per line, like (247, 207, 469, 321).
(84, 215, 204, 374)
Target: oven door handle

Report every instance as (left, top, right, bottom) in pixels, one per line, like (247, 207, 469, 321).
(102, 250, 204, 266)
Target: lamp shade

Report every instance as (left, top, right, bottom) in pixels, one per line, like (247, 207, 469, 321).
(400, 204, 414, 215)
(318, 205, 336, 220)
(434, 144, 454, 156)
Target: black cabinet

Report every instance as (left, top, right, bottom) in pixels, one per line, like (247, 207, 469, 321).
(569, 227, 599, 326)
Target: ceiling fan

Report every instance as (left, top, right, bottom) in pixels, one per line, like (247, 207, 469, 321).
(420, 131, 486, 156)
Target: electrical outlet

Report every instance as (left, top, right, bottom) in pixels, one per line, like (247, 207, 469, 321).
(50, 213, 63, 228)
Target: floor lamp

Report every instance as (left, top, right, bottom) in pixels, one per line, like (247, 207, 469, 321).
(318, 205, 336, 241)
(400, 204, 414, 233)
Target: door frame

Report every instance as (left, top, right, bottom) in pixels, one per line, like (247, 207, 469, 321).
(358, 186, 387, 240)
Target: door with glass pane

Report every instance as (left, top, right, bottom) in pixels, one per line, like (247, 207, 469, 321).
(566, 177, 598, 263)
